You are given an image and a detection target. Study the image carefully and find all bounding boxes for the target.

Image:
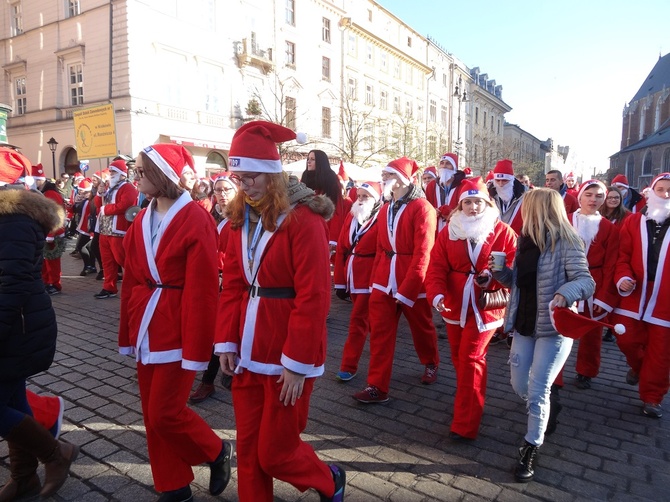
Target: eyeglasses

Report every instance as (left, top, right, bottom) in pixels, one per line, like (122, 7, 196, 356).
(229, 173, 263, 187)
(606, 196, 620, 201)
(213, 187, 236, 194)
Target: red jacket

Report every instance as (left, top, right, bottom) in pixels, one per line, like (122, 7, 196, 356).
(42, 188, 65, 239)
(333, 210, 379, 294)
(328, 197, 353, 245)
(99, 182, 138, 235)
(425, 178, 467, 233)
(76, 199, 93, 235)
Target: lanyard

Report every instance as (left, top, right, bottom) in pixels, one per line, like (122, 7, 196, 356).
(244, 205, 264, 272)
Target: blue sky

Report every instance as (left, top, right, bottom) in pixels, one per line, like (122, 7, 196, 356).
(376, 0, 670, 175)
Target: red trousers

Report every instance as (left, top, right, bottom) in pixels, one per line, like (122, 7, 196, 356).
(339, 293, 371, 373)
(232, 371, 333, 502)
(137, 362, 221, 492)
(367, 290, 439, 394)
(41, 258, 61, 290)
(575, 326, 603, 378)
(445, 316, 495, 438)
(613, 314, 670, 404)
(99, 234, 125, 293)
(26, 390, 60, 430)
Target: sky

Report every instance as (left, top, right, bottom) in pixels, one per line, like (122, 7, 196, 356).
(376, 0, 670, 176)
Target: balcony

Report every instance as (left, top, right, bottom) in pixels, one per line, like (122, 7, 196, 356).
(234, 38, 274, 74)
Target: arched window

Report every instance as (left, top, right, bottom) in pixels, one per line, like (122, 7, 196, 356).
(642, 151, 652, 175)
(625, 154, 635, 180)
(663, 148, 670, 172)
(204, 151, 227, 178)
(63, 147, 80, 174)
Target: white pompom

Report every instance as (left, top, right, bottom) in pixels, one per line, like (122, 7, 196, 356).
(614, 324, 626, 335)
(24, 175, 34, 186)
(295, 132, 308, 145)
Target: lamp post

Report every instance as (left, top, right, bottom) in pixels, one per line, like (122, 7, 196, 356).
(453, 76, 468, 161)
(47, 137, 58, 179)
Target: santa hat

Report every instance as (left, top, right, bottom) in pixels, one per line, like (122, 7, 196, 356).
(576, 179, 607, 203)
(77, 178, 92, 191)
(109, 159, 128, 176)
(0, 147, 32, 184)
(440, 152, 458, 171)
(493, 159, 514, 181)
(73, 171, 85, 182)
(31, 164, 46, 180)
(214, 173, 237, 191)
(463, 167, 473, 178)
(384, 157, 419, 186)
(550, 306, 625, 339)
(611, 174, 629, 188)
(228, 120, 307, 173)
(458, 177, 490, 202)
(357, 181, 382, 202)
(337, 160, 348, 181)
(485, 170, 494, 183)
(92, 169, 110, 182)
(143, 144, 195, 185)
(650, 172, 670, 190)
(423, 166, 437, 179)
(565, 172, 576, 181)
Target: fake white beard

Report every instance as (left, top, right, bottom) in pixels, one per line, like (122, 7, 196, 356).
(448, 204, 498, 244)
(646, 191, 670, 223)
(495, 181, 514, 203)
(439, 168, 455, 186)
(351, 197, 376, 225)
(573, 211, 601, 246)
(383, 179, 395, 200)
(108, 175, 122, 189)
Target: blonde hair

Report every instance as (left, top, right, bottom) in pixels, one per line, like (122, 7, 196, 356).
(521, 188, 583, 253)
(225, 172, 291, 232)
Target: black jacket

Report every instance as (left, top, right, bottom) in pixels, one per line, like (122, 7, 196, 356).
(0, 188, 65, 381)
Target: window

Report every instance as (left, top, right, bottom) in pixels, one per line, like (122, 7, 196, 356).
(491, 115, 494, 131)
(443, 74, 447, 87)
(380, 90, 387, 110)
(497, 119, 501, 135)
(393, 58, 401, 79)
(483, 111, 487, 128)
(475, 107, 479, 125)
(364, 122, 375, 150)
(10, 2, 23, 36)
(380, 53, 387, 72)
(429, 100, 436, 122)
(322, 107, 331, 138)
(366, 44, 373, 63)
(365, 84, 373, 105)
(405, 100, 412, 118)
(285, 0, 295, 25)
(368, 9, 372, 22)
(347, 77, 357, 100)
(203, 64, 224, 114)
(322, 57, 330, 80)
(285, 41, 295, 67)
(428, 135, 436, 158)
(322, 18, 330, 43)
(67, 0, 81, 17)
(625, 155, 634, 181)
(441, 105, 447, 127)
(348, 33, 356, 55)
(642, 151, 652, 175)
(407, 37, 412, 48)
(15, 77, 26, 115)
(68, 63, 84, 106)
(285, 97, 296, 129)
(417, 105, 423, 122)
(393, 96, 401, 114)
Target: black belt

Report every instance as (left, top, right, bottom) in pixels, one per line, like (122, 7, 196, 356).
(352, 252, 375, 258)
(248, 285, 296, 299)
(146, 279, 183, 290)
(382, 249, 412, 258)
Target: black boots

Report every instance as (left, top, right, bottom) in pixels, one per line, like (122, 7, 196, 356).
(545, 384, 562, 436)
(208, 440, 233, 496)
(514, 441, 539, 482)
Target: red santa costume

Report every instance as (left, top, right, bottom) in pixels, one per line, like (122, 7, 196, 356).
(119, 144, 231, 498)
(353, 157, 440, 403)
(426, 178, 517, 439)
(490, 159, 524, 235)
(612, 174, 647, 214)
(333, 181, 382, 378)
(565, 172, 579, 198)
(97, 160, 138, 296)
(425, 153, 468, 233)
(612, 173, 670, 416)
(214, 121, 343, 502)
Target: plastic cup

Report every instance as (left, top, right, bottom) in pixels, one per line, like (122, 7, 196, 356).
(490, 251, 507, 271)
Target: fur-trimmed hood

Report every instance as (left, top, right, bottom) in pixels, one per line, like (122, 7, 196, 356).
(0, 188, 65, 233)
(303, 193, 335, 221)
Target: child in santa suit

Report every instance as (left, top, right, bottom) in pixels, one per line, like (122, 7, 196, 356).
(426, 177, 517, 440)
(118, 144, 232, 501)
(333, 181, 383, 382)
(215, 121, 345, 502)
(612, 172, 670, 419)
(424, 152, 467, 234)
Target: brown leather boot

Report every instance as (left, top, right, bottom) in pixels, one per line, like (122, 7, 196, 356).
(5, 416, 80, 498)
(0, 441, 41, 502)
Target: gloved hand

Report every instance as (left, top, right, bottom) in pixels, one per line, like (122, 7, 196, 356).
(335, 289, 350, 301)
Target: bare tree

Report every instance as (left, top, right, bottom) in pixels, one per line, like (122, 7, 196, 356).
(387, 111, 425, 162)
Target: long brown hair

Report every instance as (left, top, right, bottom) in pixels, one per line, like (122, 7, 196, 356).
(138, 151, 184, 200)
(225, 172, 291, 232)
(599, 185, 630, 224)
(521, 188, 583, 253)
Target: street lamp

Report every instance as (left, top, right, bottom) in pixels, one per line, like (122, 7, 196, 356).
(453, 76, 468, 161)
(47, 137, 58, 179)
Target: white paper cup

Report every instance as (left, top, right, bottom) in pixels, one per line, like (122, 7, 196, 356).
(490, 251, 506, 271)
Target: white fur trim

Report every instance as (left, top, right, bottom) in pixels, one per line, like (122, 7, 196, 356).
(384, 165, 410, 186)
(144, 146, 181, 185)
(229, 156, 283, 173)
(440, 155, 457, 170)
(494, 173, 514, 181)
(614, 324, 625, 335)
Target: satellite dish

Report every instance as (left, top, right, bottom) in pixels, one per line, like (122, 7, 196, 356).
(125, 205, 141, 222)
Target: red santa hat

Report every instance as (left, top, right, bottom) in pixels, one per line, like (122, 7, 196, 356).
(73, 171, 85, 182)
(550, 306, 625, 339)
(31, 164, 46, 180)
(650, 172, 670, 190)
(92, 169, 111, 182)
(493, 159, 514, 181)
(576, 179, 607, 203)
(143, 144, 195, 185)
(611, 174, 629, 188)
(77, 178, 93, 191)
(214, 173, 237, 191)
(458, 176, 490, 202)
(463, 167, 473, 178)
(357, 181, 382, 202)
(228, 120, 307, 173)
(337, 160, 349, 181)
(383, 157, 419, 186)
(423, 166, 437, 179)
(109, 159, 128, 176)
(565, 172, 576, 181)
(485, 170, 494, 182)
(0, 147, 32, 184)
(440, 152, 458, 171)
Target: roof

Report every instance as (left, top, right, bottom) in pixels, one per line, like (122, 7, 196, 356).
(630, 53, 670, 103)
(619, 117, 670, 154)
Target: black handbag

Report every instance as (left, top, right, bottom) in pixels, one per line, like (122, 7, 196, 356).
(478, 288, 510, 311)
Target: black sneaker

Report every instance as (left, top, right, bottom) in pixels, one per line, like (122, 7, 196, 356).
(95, 271, 104, 280)
(45, 285, 61, 295)
(575, 374, 592, 390)
(94, 289, 117, 299)
(320, 464, 346, 502)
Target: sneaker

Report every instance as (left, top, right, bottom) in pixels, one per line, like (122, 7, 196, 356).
(353, 385, 389, 404)
(336, 371, 356, 382)
(626, 369, 639, 386)
(95, 271, 104, 281)
(448, 431, 474, 442)
(642, 403, 662, 418)
(319, 464, 346, 502)
(421, 364, 438, 385)
(189, 382, 215, 403)
(45, 285, 61, 295)
(603, 329, 616, 342)
(49, 397, 65, 439)
(575, 374, 592, 390)
(94, 289, 117, 299)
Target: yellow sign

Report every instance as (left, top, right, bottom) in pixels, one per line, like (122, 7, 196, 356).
(72, 103, 118, 159)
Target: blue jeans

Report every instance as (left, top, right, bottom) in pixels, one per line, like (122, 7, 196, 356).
(509, 333, 573, 446)
(0, 379, 32, 437)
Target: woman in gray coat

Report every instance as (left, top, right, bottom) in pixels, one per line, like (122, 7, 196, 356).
(492, 188, 595, 483)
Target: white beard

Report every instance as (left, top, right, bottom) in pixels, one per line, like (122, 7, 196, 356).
(646, 191, 670, 223)
(448, 205, 499, 244)
(351, 197, 376, 225)
(573, 211, 601, 247)
(495, 181, 514, 204)
(439, 168, 455, 186)
(382, 179, 395, 200)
